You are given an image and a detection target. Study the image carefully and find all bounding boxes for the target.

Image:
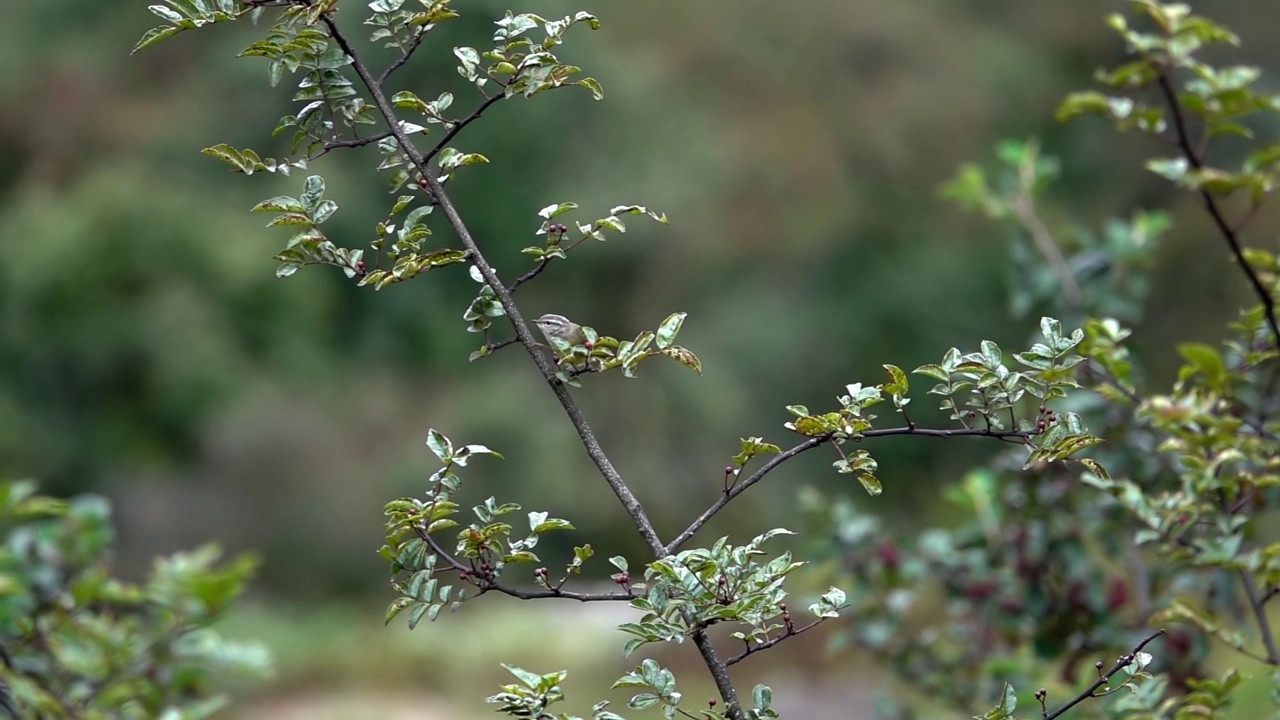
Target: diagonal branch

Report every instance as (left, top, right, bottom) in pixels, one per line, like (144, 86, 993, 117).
(725, 612, 843, 667)
(1155, 70, 1280, 350)
(422, 92, 507, 165)
(378, 28, 426, 85)
(509, 236, 592, 293)
(664, 425, 1035, 555)
(1240, 570, 1280, 665)
(664, 438, 829, 556)
(1009, 194, 1081, 307)
(320, 15, 666, 558)
(1043, 629, 1164, 720)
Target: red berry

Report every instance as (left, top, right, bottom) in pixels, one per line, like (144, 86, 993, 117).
(964, 579, 997, 600)
(1106, 578, 1129, 610)
(709, 700, 717, 707)
(875, 541, 902, 568)
(998, 598, 1024, 615)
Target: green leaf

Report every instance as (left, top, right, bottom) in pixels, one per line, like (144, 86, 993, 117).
(660, 346, 702, 374)
(974, 683, 1017, 719)
(132, 25, 183, 54)
(1178, 342, 1228, 388)
(881, 364, 909, 395)
(577, 77, 605, 100)
(1147, 157, 1190, 182)
(912, 363, 950, 381)
(655, 313, 686, 349)
(501, 664, 547, 691)
(1244, 143, 1280, 172)
(856, 473, 882, 496)
(752, 684, 773, 710)
(392, 90, 429, 113)
(1078, 458, 1110, 482)
(251, 196, 304, 213)
(538, 202, 579, 219)
(426, 429, 452, 462)
(628, 693, 660, 710)
(300, 175, 326, 213)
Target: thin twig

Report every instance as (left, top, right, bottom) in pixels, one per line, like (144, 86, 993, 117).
(1240, 571, 1280, 665)
(664, 425, 1035, 555)
(1082, 362, 1142, 405)
(309, 130, 393, 161)
(422, 92, 507, 165)
(725, 613, 842, 667)
(664, 437, 829, 555)
(1009, 194, 1081, 307)
(1155, 70, 1280, 350)
(1043, 630, 1164, 720)
(1263, 585, 1279, 604)
(509, 236, 591, 293)
(483, 337, 520, 354)
(378, 28, 426, 85)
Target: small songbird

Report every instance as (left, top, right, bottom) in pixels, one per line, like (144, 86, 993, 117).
(532, 313, 587, 351)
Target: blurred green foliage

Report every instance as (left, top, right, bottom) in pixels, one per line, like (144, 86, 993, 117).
(0, 480, 268, 717)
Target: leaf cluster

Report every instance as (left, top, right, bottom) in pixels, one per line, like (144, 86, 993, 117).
(0, 481, 268, 719)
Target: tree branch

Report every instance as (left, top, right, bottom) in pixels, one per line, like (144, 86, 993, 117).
(664, 438, 829, 556)
(1155, 70, 1280, 350)
(1043, 629, 1164, 720)
(415, 526, 630, 602)
(378, 28, 426, 85)
(1240, 570, 1280, 665)
(664, 425, 1035, 555)
(310, 129, 393, 161)
(691, 629, 743, 719)
(422, 92, 507, 165)
(509, 236, 592, 293)
(320, 14, 666, 557)
(1009, 194, 1080, 307)
(1264, 584, 1279, 605)
(725, 614, 840, 667)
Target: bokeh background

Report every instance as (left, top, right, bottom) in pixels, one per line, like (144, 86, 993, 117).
(3, 0, 1278, 717)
